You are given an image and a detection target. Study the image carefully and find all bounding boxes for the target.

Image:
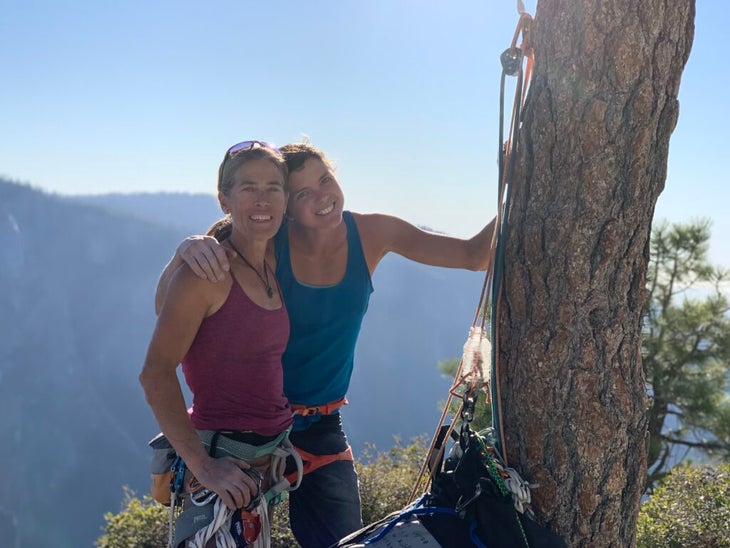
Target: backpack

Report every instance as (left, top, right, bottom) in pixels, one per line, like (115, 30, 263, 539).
(336, 425, 565, 548)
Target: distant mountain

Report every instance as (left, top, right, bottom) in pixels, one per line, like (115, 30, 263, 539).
(0, 180, 485, 547)
(71, 191, 223, 234)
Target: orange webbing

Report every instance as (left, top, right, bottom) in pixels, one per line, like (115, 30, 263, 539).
(284, 445, 354, 484)
(290, 397, 349, 417)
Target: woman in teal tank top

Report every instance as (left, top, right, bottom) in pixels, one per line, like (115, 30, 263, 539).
(274, 210, 372, 412)
(157, 142, 495, 548)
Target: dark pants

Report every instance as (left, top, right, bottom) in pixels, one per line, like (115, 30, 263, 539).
(287, 414, 363, 548)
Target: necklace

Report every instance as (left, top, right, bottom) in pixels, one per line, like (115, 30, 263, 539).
(226, 238, 274, 298)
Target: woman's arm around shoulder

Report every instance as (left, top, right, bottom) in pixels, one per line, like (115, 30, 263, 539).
(353, 212, 496, 273)
(155, 236, 232, 314)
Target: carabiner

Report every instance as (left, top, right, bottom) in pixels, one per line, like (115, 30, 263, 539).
(243, 467, 264, 511)
(190, 487, 217, 507)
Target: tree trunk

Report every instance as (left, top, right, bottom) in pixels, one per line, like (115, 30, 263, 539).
(499, 1, 694, 545)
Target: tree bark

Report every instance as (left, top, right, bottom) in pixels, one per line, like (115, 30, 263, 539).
(498, 1, 695, 545)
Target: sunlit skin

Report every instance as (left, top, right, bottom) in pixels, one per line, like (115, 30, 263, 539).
(151, 149, 496, 532)
(281, 158, 351, 286)
(286, 158, 345, 231)
(141, 157, 287, 510)
(156, 155, 495, 316)
(220, 157, 288, 273)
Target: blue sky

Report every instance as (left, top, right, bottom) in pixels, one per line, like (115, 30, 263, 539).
(1, 1, 727, 266)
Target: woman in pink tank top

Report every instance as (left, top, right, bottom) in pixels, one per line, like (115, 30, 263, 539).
(139, 141, 294, 545)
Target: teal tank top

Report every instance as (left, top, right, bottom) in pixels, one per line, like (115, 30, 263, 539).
(274, 211, 374, 417)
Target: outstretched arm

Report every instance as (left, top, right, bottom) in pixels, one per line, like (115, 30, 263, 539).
(155, 236, 232, 314)
(355, 213, 496, 274)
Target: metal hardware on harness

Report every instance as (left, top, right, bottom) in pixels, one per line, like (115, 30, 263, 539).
(290, 397, 348, 417)
(455, 482, 482, 516)
(171, 455, 186, 506)
(301, 407, 323, 417)
(189, 466, 263, 509)
(500, 47, 522, 77)
(461, 391, 478, 424)
(190, 487, 217, 507)
(243, 467, 264, 511)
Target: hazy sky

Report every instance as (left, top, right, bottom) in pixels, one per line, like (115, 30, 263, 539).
(2, 1, 727, 265)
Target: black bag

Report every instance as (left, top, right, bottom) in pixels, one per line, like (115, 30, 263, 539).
(336, 426, 565, 548)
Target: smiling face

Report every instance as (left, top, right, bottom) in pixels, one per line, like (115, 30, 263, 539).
(286, 157, 345, 229)
(218, 157, 287, 243)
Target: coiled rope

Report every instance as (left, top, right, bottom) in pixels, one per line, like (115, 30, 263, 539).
(186, 497, 271, 548)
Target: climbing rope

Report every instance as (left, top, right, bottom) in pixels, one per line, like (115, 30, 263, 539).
(187, 497, 236, 548)
(408, 0, 535, 505)
(491, 1, 533, 461)
(185, 497, 271, 548)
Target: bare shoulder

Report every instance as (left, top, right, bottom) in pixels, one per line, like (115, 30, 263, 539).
(350, 212, 410, 272)
(351, 211, 397, 226)
(350, 212, 402, 244)
(167, 263, 231, 309)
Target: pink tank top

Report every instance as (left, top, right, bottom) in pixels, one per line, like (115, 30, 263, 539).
(181, 278, 292, 436)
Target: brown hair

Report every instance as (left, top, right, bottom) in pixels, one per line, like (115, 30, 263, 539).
(208, 142, 335, 240)
(279, 142, 334, 173)
(209, 144, 289, 242)
(206, 216, 233, 242)
(217, 145, 288, 196)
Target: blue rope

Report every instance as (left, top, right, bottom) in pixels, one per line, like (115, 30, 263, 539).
(469, 521, 488, 548)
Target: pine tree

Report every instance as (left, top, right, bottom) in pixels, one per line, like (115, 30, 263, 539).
(643, 219, 730, 489)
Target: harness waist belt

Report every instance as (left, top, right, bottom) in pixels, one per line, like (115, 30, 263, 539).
(290, 397, 349, 417)
(197, 429, 289, 460)
(196, 428, 304, 503)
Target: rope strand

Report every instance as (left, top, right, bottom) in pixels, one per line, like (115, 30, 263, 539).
(408, 3, 534, 505)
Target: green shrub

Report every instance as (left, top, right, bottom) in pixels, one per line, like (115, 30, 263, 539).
(270, 499, 297, 548)
(96, 487, 169, 548)
(637, 463, 730, 547)
(356, 437, 428, 527)
(98, 438, 428, 547)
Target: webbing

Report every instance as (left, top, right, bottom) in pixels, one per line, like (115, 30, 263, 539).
(198, 428, 304, 500)
(284, 445, 354, 484)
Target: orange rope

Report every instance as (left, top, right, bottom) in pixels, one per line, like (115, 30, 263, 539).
(494, 5, 534, 468)
(407, 2, 535, 504)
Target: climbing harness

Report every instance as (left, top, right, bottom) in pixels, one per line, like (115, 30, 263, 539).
(286, 397, 355, 483)
(148, 428, 303, 548)
(290, 396, 349, 417)
(284, 445, 355, 484)
(196, 429, 303, 504)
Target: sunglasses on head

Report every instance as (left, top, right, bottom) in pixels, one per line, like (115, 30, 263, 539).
(218, 140, 283, 187)
(226, 140, 281, 157)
